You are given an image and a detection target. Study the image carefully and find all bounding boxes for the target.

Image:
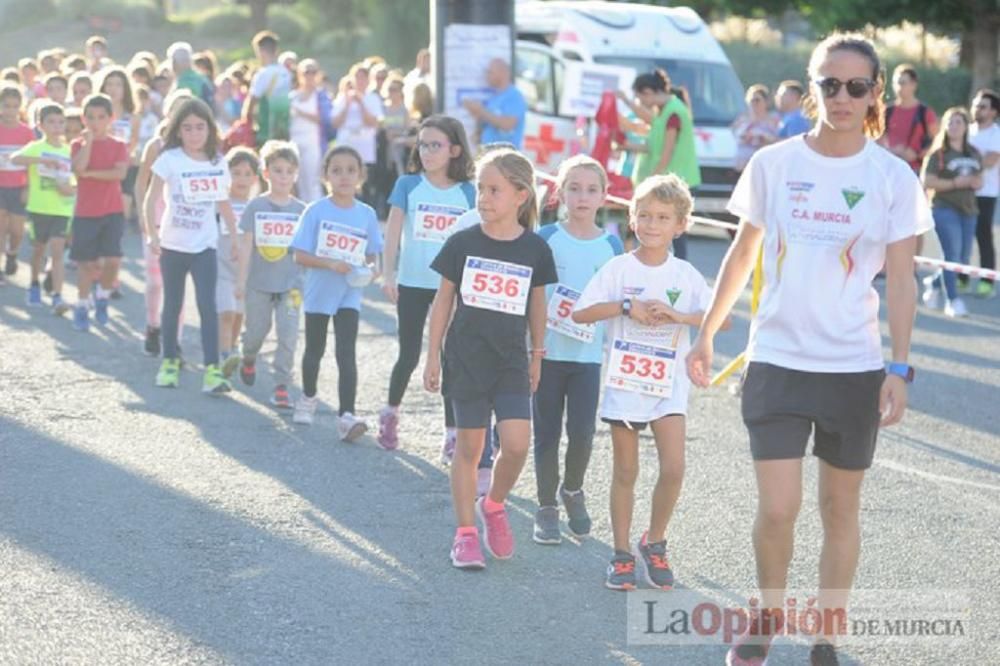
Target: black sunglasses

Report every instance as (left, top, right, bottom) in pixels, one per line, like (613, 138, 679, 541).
(813, 77, 876, 99)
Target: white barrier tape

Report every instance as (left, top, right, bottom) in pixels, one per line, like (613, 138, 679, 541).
(535, 170, 998, 281)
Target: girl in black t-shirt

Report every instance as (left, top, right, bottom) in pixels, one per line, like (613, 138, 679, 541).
(424, 149, 557, 570)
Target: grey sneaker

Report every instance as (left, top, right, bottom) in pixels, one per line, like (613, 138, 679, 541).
(605, 551, 637, 591)
(634, 531, 674, 590)
(532, 506, 561, 545)
(560, 485, 592, 537)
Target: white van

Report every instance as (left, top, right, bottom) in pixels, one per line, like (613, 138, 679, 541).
(514, 0, 746, 215)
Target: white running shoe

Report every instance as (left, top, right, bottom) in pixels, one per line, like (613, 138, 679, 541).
(293, 395, 318, 425)
(944, 298, 968, 318)
(338, 412, 368, 442)
(921, 285, 943, 310)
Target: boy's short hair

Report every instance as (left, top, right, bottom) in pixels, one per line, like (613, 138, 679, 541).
(85, 35, 108, 50)
(18, 58, 38, 72)
(44, 72, 68, 89)
(0, 84, 23, 105)
(226, 146, 260, 174)
(778, 80, 805, 97)
(630, 174, 694, 224)
(65, 109, 83, 124)
(260, 140, 299, 169)
(82, 93, 113, 116)
(37, 102, 64, 124)
(252, 31, 279, 54)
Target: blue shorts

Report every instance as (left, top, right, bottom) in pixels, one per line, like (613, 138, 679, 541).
(69, 213, 125, 262)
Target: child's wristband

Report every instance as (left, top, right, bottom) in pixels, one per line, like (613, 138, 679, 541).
(530, 348, 546, 357)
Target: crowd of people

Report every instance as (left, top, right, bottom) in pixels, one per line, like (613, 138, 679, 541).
(0, 26, 989, 666)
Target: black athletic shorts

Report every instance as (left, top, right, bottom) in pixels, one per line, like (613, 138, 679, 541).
(741, 362, 885, 471)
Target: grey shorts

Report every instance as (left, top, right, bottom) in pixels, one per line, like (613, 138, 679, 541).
(0, 186, 26, 216)
(741, 362, 885, 471)
(216, 275, 243, 314)
(452, 392, 531, 430)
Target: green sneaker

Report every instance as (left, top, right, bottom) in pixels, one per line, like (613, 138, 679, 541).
(202, 364, 231, 394)
(975, 280, 995, 299)
(155, 359, 180, 388)
(957, 276, 971, 294)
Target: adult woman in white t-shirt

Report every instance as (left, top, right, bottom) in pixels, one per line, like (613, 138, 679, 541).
(289, 59, 327, 202)
(687, 34, 931, 666)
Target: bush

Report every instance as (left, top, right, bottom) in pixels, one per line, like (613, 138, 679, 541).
(191, 5, 251, 40)
(2, 0, 57, 29)
(56, 0, 162, 28)
(268, 5, 310, 47)
(722, 40, 973, 116)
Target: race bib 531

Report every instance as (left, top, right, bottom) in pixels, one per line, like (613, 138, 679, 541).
(180, 168, 227, 203)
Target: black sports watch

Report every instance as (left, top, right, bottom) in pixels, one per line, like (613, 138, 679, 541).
(622, 298, 632, 318)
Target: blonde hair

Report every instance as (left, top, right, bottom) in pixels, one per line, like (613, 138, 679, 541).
(260, 139, 300, 168)
(476, 149, 538, 230)
(556, 154, 607, 193)
(630, 174, 694, 228)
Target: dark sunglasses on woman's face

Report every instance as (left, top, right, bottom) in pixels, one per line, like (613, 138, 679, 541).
(813, 77, 876, 99)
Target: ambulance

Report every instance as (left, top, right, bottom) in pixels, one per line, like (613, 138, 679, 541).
(514, 0, 746, 216)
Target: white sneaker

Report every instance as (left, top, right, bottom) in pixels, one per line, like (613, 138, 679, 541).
(944, 298, 968, 318)
(921, 286, 943, 310)
(293, 395, 318, 425)
(338, 412, 368, 442)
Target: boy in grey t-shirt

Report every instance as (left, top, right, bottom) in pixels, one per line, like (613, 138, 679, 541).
(237, 141, 306, 408)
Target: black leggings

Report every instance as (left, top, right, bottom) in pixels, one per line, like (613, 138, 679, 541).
(388, 285, 455, 427)
(976, 196, 996, 284)
(302, 310, 358, 415)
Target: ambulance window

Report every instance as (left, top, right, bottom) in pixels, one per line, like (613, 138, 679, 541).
(553, 59, 565, 114)
(515, 48, 555, 115)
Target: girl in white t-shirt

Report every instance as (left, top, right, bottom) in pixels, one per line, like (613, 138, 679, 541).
(143, 98, 242, 394)
(687, 34, 932, 666)
(574, 175, 725, 592)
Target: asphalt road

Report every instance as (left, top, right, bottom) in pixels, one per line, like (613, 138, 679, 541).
(1, 229, 997, 665)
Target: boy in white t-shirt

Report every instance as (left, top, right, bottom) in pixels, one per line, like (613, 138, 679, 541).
(574, 174, 729, 592)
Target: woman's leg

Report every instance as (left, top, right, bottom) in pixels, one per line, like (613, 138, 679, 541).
(974, 196, 996, 285)
(301, 312, 331, 398)
(144, 241, 163, 329)
(932, 206, 962, 300)
(332, 308, 360, 415)
(752, 458, 803, 610)
(816, 460, 866, 642)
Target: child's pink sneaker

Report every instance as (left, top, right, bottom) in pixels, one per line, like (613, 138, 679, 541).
(475, 497, 514, 559)
(450, 532, 485, 570)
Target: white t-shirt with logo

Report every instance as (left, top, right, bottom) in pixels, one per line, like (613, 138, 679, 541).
(727, 135, 933, 373)
(332, 92, 385, 164)
(970, 122, 1000, 198)
(152, 147, 232, 253)
(575, 252, 711, 422)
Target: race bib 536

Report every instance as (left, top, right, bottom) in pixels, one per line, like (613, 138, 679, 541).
(460, 256, 533, 316)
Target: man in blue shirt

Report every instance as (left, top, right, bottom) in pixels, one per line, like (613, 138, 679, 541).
(775, 80, 811, 139)
(462, 59, 527, 148)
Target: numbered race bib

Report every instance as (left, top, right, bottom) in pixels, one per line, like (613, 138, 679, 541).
(460, 256, 533, 316)
(414, 202, 465, 243)
(255, 211, 298, 248)
(0, 146, 25, 172)
(37, 152, 72, 182)
(180, 168, 227, 203)
(219, 202, 246, 236)
(605, 339, 676, 399)
(316, 220, 368, 266)
(111, 119, 132, 144)
(546, 283, 595, 343)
